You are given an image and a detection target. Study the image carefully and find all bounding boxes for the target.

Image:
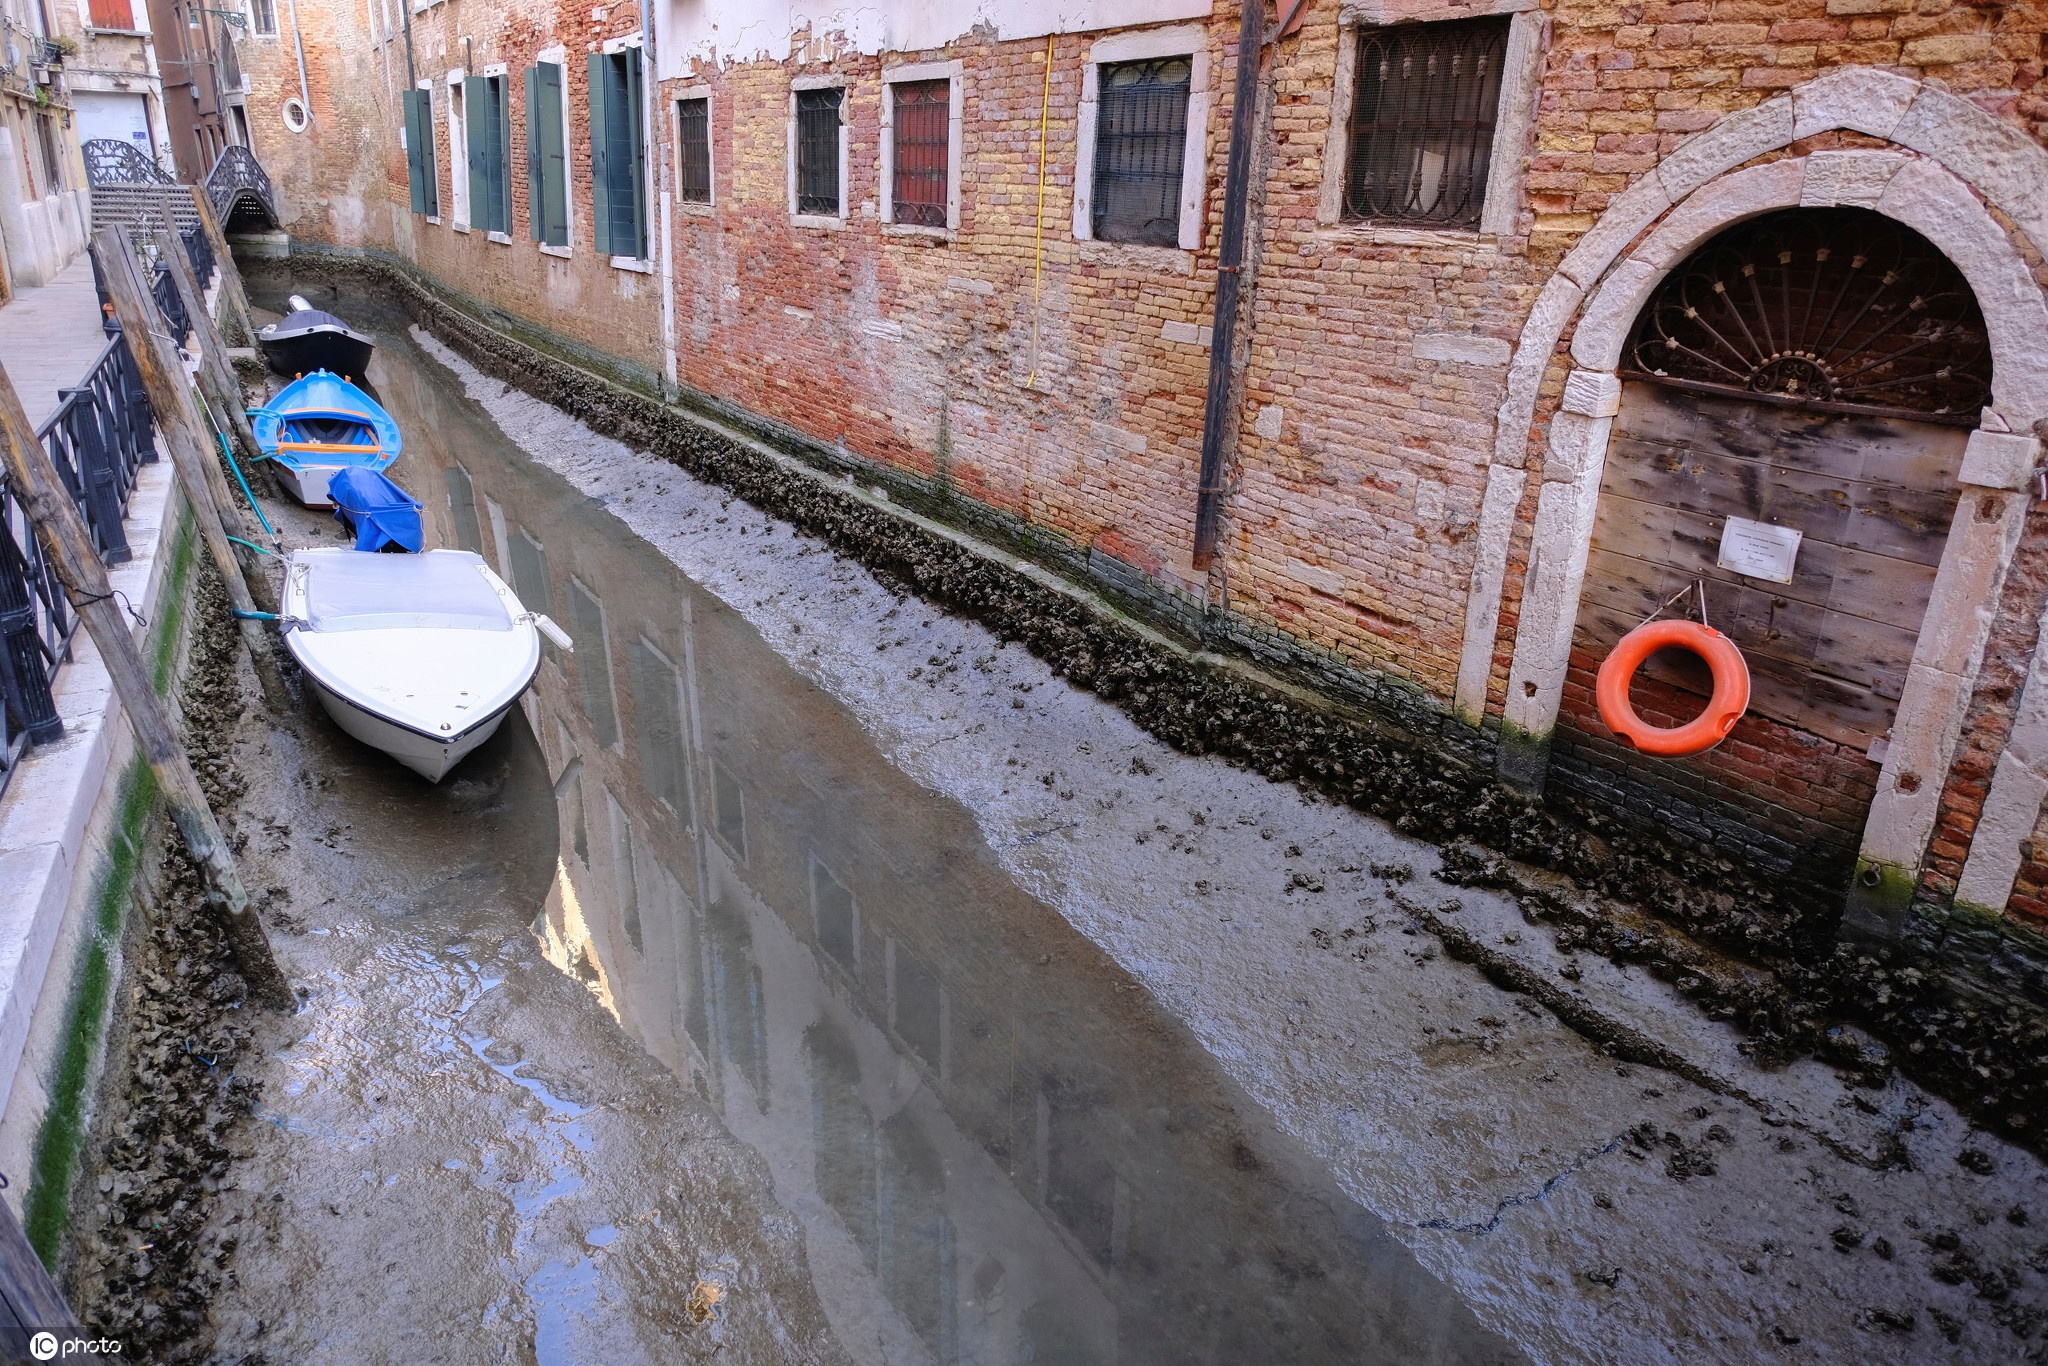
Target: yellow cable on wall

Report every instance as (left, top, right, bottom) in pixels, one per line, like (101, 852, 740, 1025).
(1026, 32, 1054, 390)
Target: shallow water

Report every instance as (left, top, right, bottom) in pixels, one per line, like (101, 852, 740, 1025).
(235, 283, 1525, 1364)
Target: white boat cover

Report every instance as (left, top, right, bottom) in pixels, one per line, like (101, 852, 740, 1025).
(302, 550, 513, 634)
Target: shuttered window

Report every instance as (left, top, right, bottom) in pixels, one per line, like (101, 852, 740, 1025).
(1343, 18, 1508, 227)
(525, 62, 568, 247)
(88, 0, 134, 30)
(587, 48, 647, 259)
(403, 87, 439, 218)
(795, 87, 842, 217)
(890, 80, 948, 228)
(1091, 58, 1191, 246)
(465, 73, 512, 235)
(676, 96, 710, 205)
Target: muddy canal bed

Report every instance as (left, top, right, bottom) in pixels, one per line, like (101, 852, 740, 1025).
(89, 283, 2048, 1363)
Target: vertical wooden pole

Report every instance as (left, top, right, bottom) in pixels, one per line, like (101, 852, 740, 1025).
(188, 185, 256, 348)
(0, 365, 293, 1010)
(92, 229, 286, 701)
(151, 228, 263, 468)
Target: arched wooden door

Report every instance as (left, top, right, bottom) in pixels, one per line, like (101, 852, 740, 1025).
(1561, 208, 1993, 870)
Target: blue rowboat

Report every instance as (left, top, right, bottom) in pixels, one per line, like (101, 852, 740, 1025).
(248, 370, 401, 507)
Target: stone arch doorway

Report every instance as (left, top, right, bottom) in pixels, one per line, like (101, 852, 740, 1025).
(1554, 207, 1994, 882)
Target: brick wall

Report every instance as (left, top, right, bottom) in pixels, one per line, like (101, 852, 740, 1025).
(236, 0, 2048, 932)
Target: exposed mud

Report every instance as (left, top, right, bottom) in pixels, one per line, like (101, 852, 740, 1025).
(261, 251, 2048, 1158)
(65, 559, 263, 1361)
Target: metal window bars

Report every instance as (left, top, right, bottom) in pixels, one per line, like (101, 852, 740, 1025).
(677, 97, 711, 204)
(796, 87, 842, 216)
(1343, 17, 1508, 228)
(891, 79, 949, 229)
(1092, 58, 1191, 247)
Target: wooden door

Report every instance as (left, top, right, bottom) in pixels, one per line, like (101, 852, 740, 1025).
(1574, 382, 1968, 753)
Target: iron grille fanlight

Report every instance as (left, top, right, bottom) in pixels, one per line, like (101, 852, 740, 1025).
(1624, 207, 1993, 422)
(1093, 57, 1192, 246)
(892, 79, 949, 228)
(796, 86, 842, 216)
(677, 97, 710, 204)
(1344, 17, 1508, 227)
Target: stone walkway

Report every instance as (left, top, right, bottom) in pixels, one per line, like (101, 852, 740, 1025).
(0, 254, 112, 429)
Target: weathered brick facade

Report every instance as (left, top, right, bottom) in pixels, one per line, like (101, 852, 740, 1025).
(232, 1, 2048, 952)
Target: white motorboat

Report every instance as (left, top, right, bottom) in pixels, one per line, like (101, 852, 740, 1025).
(282, 548, 570, 781)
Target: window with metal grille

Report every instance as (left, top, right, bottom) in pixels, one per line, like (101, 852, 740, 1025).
(249, 0, 276, 35)
(676, 96, 711, 204)
(1092, 57, 1191, 247)
(796, 87, 842, 216)
(1343, 18, 1508, 227)
(891, 79, 949, 228)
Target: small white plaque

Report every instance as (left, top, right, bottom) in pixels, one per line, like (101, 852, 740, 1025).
(1717, 516, 1803, 584)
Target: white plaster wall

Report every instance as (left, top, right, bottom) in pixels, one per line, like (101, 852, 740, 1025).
(661, 0, 1214, 75)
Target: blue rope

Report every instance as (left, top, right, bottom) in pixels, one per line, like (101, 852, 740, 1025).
(215, 430, 274, 535)
(231, 609, 280, 621)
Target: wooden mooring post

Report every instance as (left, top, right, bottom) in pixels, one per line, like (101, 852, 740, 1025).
(91, 228, 285, 702)
(0, 365, 293, 1009)
(150, 228, 265, 480)
(188, 186, 256, 349)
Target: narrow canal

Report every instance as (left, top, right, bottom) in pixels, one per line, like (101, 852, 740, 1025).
(131, 275, 2048, 1365)
(193, 281, 1524, 1364)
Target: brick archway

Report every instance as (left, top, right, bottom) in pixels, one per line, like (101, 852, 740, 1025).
(1474, 127, 2048, 929)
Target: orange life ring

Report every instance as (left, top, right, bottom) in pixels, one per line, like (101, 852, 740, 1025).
(1595, 618, 1751, 757)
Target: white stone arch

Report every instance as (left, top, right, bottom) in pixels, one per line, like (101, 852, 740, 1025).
(1451, 68, 2048, 923)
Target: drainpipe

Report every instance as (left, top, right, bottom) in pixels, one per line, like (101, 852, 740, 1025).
(1190, 0, 1272, 572)
(284, 0, 310, 122)
(647, 8, 676, 394)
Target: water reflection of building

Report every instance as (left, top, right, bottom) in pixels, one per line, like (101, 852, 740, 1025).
(395, 353, 1520, 1366)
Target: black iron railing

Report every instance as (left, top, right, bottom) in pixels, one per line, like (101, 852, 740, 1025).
(0, 334, 160, 795)
(203, 146, 275, 228)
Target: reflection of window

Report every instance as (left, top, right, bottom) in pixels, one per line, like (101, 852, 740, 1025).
(606, 791, 642, 954)
(711, 759, 745, 861)
(1343, 19, 1508, 227)
(628, 639, 688, 819)
(707, 896, 768, 1108)
(890, 939, 943, 1073)
(880, 1113, 956, 1358)
(507, 527, 550, 616)
(444, 465, 483, 553)
(566, 580, 620, 747)
(811, 857, 857, 971)
(806, 1020, 875, 1256)
(1044, 1094, 1118, 1269)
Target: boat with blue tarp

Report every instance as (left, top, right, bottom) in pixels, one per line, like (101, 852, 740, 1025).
(249, 370, 401, 508)
(328, 467, 424, 553)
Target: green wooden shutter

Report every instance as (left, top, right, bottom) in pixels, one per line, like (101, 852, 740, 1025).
(403, 89, 429, 215)
(540, 65, 568, 247)
(464, 75, 486, 230)
(493, 76, 513, 233)
(588, 53, 611, 255)
(525, 68, 543, 241)
(623, 48, 645, 259)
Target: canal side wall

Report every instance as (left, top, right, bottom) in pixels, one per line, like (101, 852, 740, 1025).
(0, 467, 194, 1246)
(264, 243, 2048, 1156)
